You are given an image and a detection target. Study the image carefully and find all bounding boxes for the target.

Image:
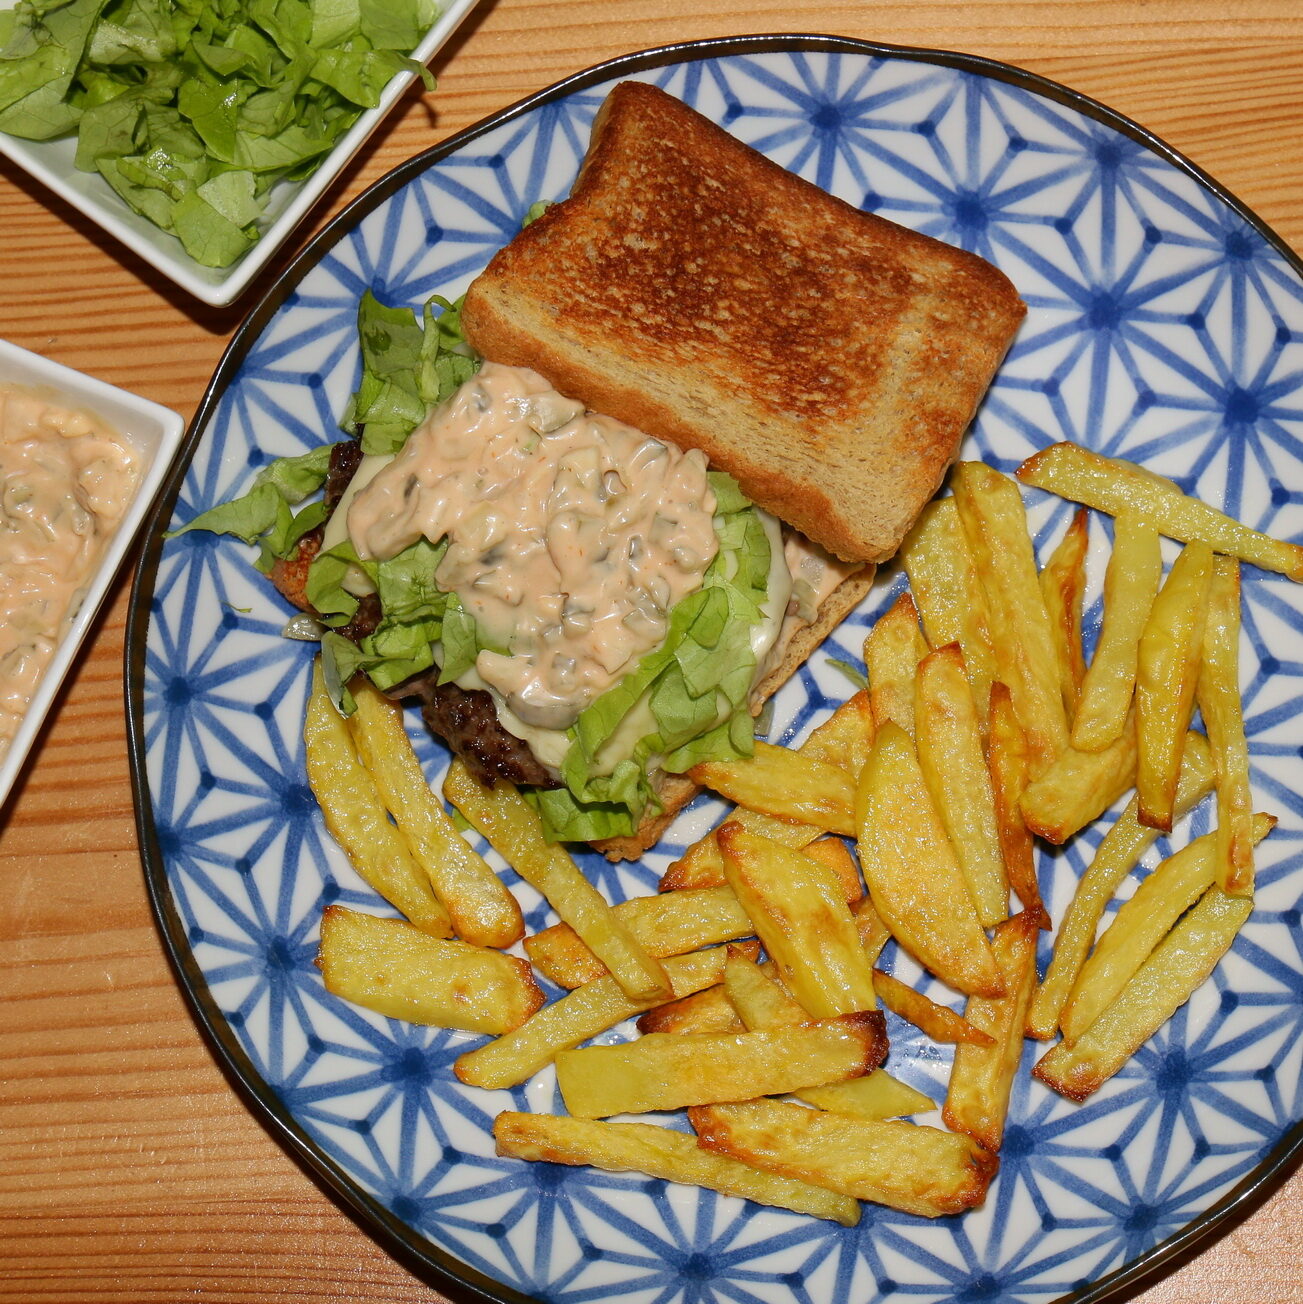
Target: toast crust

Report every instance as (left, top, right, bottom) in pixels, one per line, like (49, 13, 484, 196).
(462, 81, 1026, 565)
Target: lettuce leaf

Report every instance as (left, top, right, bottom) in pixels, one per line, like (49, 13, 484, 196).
(0, 0, 442, 265)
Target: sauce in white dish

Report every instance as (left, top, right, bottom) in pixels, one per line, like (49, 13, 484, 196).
(347, 362, 720, 730)
(0, 385, 140, 758)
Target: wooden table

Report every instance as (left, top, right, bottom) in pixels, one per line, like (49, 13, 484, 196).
(2, 2, 1300, 1300)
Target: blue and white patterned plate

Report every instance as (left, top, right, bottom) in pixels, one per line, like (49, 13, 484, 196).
(127, 36, 1303, 1304)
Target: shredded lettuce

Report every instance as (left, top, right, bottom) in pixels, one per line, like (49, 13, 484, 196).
(0, 0, 439, 266)
(532, 472, 773, 842)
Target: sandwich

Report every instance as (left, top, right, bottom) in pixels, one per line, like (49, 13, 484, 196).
(177, 80, 1024, 857)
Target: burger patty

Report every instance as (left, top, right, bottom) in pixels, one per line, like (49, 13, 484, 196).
(395, 673, 558, 790)
(269, 437, 558, 790)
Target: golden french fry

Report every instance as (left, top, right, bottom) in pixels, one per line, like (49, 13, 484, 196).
(316, 906, 542, 1035)
(1198, 557, 1255, 896)
(942, 911, 1040, 1151)
(1070, 516, 1163, 752)
(493, 1112, 860, 1226)
(799, 1071, 935, 1121)
(1136, 541, 1214, 831)
(1060, 815, 1273, 1044)
(1025, 733, 1215, 1040)
(304, 663, 452, 938)
(900, 495, 999, 722)
(719, 825, 878, 1015)
(661, 694, 874, 891)
(690, 1098, 997, 1217)
(987, 682, 1046, 926)
(951, 461, 1070, 775)
(347, 679, 523, 949)
(856, 721, 1005, 998)
(659, 807, 822, 892)
(1019, 714, 1138, 844)
(717, 947, 922, 1118)
(1040, 507, 1089, 720)
(915, 643, 1009, 926)
(524, 886, 755, 989)
(872, 968, 996, 1047)
(555, 1012, 887, 1118)
(864, 591, 930, 734)
(636, 984, 744, 1036)
(443, 759, 671, 1004)
(854, 895, 893, 965)
(455, 944, 757, 1090)
(1034, 886, 1253, 1101)
(690, 742, 857, 836)
(799, 689, 878, 774)
(1016, 442, 1303, 581)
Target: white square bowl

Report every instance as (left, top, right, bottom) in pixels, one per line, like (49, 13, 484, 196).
(0, 0, 481, 307)
(0, 338, 186, 812)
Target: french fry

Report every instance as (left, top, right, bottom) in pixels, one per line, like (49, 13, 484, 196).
(1016, 442, 1303, 581)
(1019, 713, 1138, 844)
(987, 682, 1046, 925)
(854, 895, 892, 964)
(1034, 886, 1253, 1101)
(1070, 516, 1162, 752)
(493, 1112, 861, 1226)
(951, 461, 1070, 775)
(872, 968, 996, 1047)
(942, 911, 1040, 1151)
(690, 742, 857, 836)
(719, 825, 878, 1015)
(304, 662, 452, 938)
(636, 984, 744, 1036)
(1025, 733, 1215, 1040)
(524, 886, 755, 988)
(799, 1071, 935, 1121)
(317, 906, 542, 1035)
(900, 495, 999, 722)
(865, 591, 930, 734)
(1040, 507, 1089, 720)
(1136, 541, 1214, 831)
(347, 679, 523, 949)
(690, 1098, 997, 1217)
(915, 643, 1009, 926)
(661, 693, 874, 891)
(722, 949, 932, 1119)
(443, 759, 671, 1004)
(555, 1012, 888, 1118)
(660, 808, 822, 892)
(855, 722, 1005, 998)
(1198, 557, 1255, 896)
(455, 944, 758, 1090)
(1059, 815, 1273, 1044)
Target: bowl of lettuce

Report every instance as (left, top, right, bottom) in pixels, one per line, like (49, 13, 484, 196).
(0, 0, 480, 306)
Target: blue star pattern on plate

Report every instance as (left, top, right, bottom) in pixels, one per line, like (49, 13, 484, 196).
(134, 43, 1303, 1304)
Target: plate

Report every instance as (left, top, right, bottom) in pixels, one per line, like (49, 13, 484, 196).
(0, 0, 480, 307)
(127, 35, 1303, 1304)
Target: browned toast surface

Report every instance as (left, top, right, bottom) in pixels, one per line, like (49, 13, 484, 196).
(462, 80, 1026, 564)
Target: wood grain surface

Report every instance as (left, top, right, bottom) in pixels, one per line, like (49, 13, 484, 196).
(2, 2, 1300, 1301)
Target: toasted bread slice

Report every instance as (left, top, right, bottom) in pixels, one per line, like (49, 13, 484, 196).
(462, 80, 1026, 565)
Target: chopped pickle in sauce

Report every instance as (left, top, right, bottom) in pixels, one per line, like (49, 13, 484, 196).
(348, 363, 721, 731)
(0, 384, 140, 759)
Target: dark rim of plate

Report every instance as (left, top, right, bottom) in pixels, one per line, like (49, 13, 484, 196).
(125, 32, 1303, 1304)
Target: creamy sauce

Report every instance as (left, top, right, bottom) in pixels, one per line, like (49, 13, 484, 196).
(348, 363, 720, 730)
(780, 530, 862, 646)
(0, 385, 141, 758)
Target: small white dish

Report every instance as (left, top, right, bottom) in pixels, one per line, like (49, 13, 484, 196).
(0, 338, 185, 811)
(0, 0, 480, 307)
